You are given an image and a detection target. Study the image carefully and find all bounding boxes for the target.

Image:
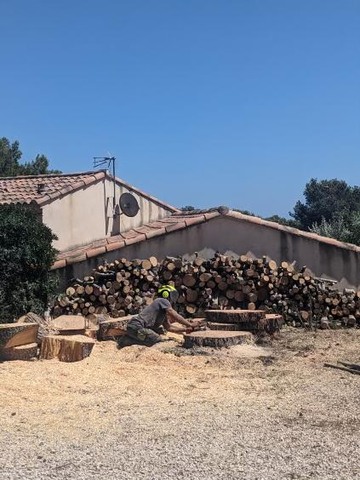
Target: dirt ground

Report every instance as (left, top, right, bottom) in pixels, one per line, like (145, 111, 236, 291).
(1, 327, 360, 479)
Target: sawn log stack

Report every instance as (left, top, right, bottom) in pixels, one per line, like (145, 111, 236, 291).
(52, 252, 360, 329)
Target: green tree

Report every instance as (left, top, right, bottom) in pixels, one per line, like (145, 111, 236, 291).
(264, 215, 298, 227)
(181, 205, 196, 211)
(18, 154, 61, 175)
(290, 178, 360, 230)
(0, 137, 22, 176)
(309, 213, 351, 242)
(0, 204, 58, 322)
(0, 137, 61, 177)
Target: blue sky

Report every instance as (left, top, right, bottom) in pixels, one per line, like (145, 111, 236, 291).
(1, 0, 359, 218)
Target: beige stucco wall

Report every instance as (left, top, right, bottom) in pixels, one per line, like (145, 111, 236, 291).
(42, 178, 174, 251)
(55, 216, 360, 290)
(42, 182, 106, 251)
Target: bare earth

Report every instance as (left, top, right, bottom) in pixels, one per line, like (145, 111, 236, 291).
(1, 327, 360, 480)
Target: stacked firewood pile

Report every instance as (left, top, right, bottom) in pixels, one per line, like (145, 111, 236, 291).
(52, 252, 360, 329)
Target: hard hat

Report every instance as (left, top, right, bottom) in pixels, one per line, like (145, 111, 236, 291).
(158, 285, 179, 303)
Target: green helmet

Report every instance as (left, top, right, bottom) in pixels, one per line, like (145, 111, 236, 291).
(158, 285, 179, 304)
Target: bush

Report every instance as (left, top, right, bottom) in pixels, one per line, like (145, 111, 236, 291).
(0, 204, 58, 322)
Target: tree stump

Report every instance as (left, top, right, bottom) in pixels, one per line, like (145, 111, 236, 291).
(0, 343, 38, 361)
(50, 315, 86, 335)
(207, 322, 241, 331)
(40, 335, 95, 362)
(183, 330, 253, 349)
(205, 309, 266, 324)
(0, 323, 39, 348)
(97, 315, 134, 340)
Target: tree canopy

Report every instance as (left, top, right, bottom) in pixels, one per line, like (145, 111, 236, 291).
(289, 178, 360, 246)
(0, 137, 61, 177)
(0, 204, 58, 322)
(290, 178, 360, 230)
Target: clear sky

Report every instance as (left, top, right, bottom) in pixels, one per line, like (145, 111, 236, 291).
(1, 0, 359, 218)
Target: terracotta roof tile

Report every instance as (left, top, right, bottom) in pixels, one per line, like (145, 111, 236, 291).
(51, 259, 66, 270)
(0, 170, 107, 205)
(184, 216, 207, 227)
(86, 246, 107, 258)
(66, 253, 87, 265)
(0, 170, 179, 213)
(145, 227, 166, 239)
(106, 241, 126, 252)
(106, 234, 125, 244)
(166, 221, 186, 233)
(124, 233, 146, 246)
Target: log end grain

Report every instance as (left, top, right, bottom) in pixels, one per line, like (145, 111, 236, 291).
(0, 343, 38, 361)
(97, 315, 134, 341)
(50, 315, 86, 331)
(207, 322, 241, 331)
(183, 330, 253, 349)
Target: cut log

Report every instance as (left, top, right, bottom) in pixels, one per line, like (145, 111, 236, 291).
(207, 322, 241, 331)
(183, 330, 253, 348)
(16, 312, 59, 342)
(86, 313, 110, 328)
(84, 326, 99, 339)
(262, 313, 284, 333)
(50, 315, 86, 334)
(97, 315, 134, 340)
(0, 343, 38, 361)
(205, 309, 266, 324)
(40, 335, 95, 362)
(0, 323, 39, 348)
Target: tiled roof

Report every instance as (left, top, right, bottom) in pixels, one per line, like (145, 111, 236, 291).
(0, 170, 179, 212)
(0, 170, 107, 206)
(51, 207, 360, 269)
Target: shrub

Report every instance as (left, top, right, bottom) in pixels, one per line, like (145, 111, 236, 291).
(0, 204, 58, 322)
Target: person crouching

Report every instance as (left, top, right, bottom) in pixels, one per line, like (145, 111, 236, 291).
(120, 285, 202, 347)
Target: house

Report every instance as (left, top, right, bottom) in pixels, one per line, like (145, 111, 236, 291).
(1, 171, 360, 289)
(0, 170, 178, 251)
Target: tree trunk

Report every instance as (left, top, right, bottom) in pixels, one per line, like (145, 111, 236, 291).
(40, 335, 95, 362)
(206, 322, 241, 331)
(0, 343, 38, 361)
(205, 309, 266, 324)
(183, 330, 253, 348)
(0, 323, 39, 348)
(97, 315, 134, 340)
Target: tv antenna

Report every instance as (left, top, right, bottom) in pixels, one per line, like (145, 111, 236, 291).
(93, 154, 117, 214)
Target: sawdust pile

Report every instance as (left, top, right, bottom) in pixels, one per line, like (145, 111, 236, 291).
(1, 328, 360, 479)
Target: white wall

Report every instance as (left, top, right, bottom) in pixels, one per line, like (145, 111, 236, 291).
(43, 178, 175, 251)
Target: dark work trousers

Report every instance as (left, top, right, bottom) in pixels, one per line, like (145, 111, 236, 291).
(125, 324, 162, 346)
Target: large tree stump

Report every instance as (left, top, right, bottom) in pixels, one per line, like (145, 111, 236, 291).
(97, 315, 134, 340)
(262, 314, 284, 334)
(207, 322, 241, 331)
(205, 309, 266, 324)
(0, 343, 38, 361)
(183, 330, 253, 349)
(0, 323, 39, 348)
(40, 335, 95, 362)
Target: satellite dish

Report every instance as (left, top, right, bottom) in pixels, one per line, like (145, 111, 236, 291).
(119, 192, 140, 217)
